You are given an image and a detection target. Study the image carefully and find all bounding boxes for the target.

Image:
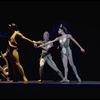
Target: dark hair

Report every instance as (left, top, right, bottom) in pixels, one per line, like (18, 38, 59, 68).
(60, 26, 68, 34)
(8, 23, 20, 34)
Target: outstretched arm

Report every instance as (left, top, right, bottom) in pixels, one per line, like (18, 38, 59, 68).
(69, 34, 85, 52)
(35, 41, 43, 44)
(39, 47, 48, 51)
(38, 37, 59, 48)
(34, 40, 50, 51)
(16, 31, 36, 44)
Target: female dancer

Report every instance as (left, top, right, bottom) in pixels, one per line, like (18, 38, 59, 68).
(38, 25, 85, 82)
(3, 23, 36, 82)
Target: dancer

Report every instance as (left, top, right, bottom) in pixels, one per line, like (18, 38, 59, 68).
(3, 23, 36, 82)
(38, 25, 85, 82)
(34, 31, 64, 82)
(0, 51, 10, 81)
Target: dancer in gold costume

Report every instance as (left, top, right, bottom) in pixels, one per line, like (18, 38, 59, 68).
(3, 23, 36, 82)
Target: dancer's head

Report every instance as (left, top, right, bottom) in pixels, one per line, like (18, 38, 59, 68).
(43, 31, 49, 42)
(8, 23, 19, 34)
(8, 23, 17, 27)
(58, 25, 68, 35)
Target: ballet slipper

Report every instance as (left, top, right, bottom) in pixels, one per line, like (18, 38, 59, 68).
(38, 79, 42, 82)
(60, 78, 70, 83)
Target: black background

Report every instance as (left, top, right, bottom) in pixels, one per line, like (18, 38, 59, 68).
(0, 0, 100, 81)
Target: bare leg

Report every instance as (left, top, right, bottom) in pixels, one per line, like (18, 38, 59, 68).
(39, 58, 45, 82)
(47, 56, 64, 80)
(15, 62, 28, 82)
(12, 49, 28, 82)
(68, 51, 81, 82)
(61, 54, 69, 82)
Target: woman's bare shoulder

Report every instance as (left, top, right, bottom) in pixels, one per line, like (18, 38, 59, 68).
(68, 34, 72, 38)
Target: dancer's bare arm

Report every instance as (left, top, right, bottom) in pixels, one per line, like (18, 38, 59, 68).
(16, 31, 36, 44)
(69, 34, 85, 52)
(38, 37, 59, 48)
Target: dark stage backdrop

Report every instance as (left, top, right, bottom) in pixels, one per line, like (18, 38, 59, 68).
(0, 0, 100, 81)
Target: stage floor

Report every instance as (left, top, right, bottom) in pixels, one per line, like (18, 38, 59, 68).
(0, 80, 100, 99)
(1, 80, 100, 85)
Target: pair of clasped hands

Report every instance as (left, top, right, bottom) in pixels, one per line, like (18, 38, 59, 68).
(32, 40, 44, 49)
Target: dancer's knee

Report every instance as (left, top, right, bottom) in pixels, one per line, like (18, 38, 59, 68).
(39, 65, 44, 70)
(56, 69, 61, 74)
(15, 62, 22, 68)
(40, 59, 45, 67)
(40, 63, 44, 68)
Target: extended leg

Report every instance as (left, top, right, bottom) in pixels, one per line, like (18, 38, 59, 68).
(39, 58, 45, 82)
(47, 56, 64, 80)
(68, 51, 81, 82)
(12, 49, 28, 82)
(61, 54, 69, 82)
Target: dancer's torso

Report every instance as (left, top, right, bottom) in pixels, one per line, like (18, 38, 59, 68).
(10, 31, 18, 47)
(41, 41, 53, 58)
(59, 34, 71, 56)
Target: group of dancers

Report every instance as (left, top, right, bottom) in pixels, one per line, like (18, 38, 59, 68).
(0, 23, 85, 83)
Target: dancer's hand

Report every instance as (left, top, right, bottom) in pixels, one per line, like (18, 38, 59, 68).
(34, 43, 38, 48)
(2, 53, 7, 58)
(38, 45, 43, 48)
(33, 41, 37, 48)
(33, 40, 36, 44)
(80, 48, 85, 53)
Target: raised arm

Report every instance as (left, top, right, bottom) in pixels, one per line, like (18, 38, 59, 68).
(69, 34, 85, 52)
